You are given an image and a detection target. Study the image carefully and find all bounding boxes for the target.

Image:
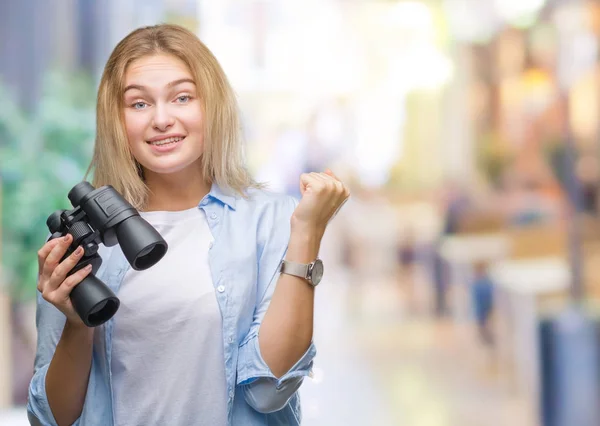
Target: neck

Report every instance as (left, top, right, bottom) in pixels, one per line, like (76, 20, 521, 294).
(143, 167, 211, 212)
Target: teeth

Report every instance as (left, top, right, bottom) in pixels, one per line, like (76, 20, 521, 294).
(149, 137, 183, 146)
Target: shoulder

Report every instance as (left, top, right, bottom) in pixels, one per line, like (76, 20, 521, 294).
(238, 187, 298, 216)
(234, 188, 297, 242)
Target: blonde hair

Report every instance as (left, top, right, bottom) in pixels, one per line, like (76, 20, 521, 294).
(85, 24, 260, 209)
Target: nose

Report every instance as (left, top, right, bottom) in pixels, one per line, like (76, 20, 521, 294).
(151, 104, 175, 131)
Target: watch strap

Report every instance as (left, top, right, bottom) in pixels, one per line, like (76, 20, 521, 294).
(279, 260, 310, 280)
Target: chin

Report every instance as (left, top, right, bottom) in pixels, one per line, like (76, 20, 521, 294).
(141, 158, 202, 176)
(145, 164, 192, 175)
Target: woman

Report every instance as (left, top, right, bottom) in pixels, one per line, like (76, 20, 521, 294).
(27, 24, 349, 426)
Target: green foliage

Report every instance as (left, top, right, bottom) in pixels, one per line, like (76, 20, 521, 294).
(0, 71, 96, 301)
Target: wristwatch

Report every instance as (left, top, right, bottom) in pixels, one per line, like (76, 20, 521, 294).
(279, 258, 324, 287)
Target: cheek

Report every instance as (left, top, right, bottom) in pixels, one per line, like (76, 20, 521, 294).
(124, 111, 148, 142)
(180, 106, 204, 132)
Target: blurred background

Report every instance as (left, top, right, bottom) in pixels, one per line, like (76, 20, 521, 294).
(2, 0, 600, 425)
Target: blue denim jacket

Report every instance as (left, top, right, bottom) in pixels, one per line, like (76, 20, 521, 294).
(27, 184, 316, 426)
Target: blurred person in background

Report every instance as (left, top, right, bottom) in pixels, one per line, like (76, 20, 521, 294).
(397, 227, 418, 275)
(576, 154, 600, 216)
(431, 182, 471, 317)
(27, 24, 349, 426)
(470, 261, 495, 346)
(508, 177, 558, 226)
(499, 165, 562, 227)
(396, 227, 419, 314)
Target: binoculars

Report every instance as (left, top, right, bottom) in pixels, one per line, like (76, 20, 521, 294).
(46, 182, 168, 327)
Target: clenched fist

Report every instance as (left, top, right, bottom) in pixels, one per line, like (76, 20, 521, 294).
(291, 169, 350, 237)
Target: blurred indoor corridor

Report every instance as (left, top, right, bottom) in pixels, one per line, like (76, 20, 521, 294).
(297, 209, 533, 426)
(301, 275, 532, 426)
(4, 1, 600, 425)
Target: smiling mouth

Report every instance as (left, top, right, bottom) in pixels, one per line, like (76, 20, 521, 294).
(147, 136, 186, 146)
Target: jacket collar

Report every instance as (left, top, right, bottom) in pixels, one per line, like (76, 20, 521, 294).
(207, 182, 237, 210)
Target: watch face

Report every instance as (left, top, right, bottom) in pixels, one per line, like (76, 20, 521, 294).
(310, 259, 324, 286)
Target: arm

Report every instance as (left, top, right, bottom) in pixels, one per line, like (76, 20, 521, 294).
(28, 297, 94, 426)
(45, 322, 94, 426)
(259, 170, 348, 376)
(28, 235, 96, 426)
(238, 171, 349, 413)
(258, 225, 320, 377)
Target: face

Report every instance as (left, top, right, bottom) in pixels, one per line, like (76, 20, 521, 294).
(123, 54, 204, 177)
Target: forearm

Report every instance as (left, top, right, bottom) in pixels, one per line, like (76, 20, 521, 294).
(259, 226, 321, 378)
(46, 321, 94, 426)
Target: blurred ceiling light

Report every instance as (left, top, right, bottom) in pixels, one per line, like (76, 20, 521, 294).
(552, 2, 589, 33)
(443, 0, 501, 43)
(551, 3, 598, 90)
(354, 91, 405, 188)
(384, 1, 434, 32)
(494, 0, 547, 27)
(390, 45, 454, 92)
(373, 2, 453, 92)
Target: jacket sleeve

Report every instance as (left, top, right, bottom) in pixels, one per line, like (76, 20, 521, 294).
(236, 195, 317, 413)
(27, 235, 101, 426)
(27, 290, 83, 426)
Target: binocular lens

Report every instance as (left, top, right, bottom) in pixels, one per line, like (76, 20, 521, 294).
(134, 243, 167, 270)
(70, 274, 120, 327)
(117, 216, 168, 271)
(87, 299, 119, 327)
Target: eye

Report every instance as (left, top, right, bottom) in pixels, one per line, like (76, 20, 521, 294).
(175, 95, 191, 104)
(132, 101, 148, 110)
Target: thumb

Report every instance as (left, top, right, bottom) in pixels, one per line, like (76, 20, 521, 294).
(299, 173, 311, 196)
(324, 168, 340, 181)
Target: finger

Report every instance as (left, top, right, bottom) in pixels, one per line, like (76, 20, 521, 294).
(314, 171, 343, 193)
(322, 171, 349, 199)
(301, 173, 325, 193)
(299, 173, 311, 196)
(331, 179, 345, 197)
(323, 172, 345, 198)
(48, 246, 85, 292)
(324, 169, 341, 182)
(42, 235, 72, 279)
(38, 238, 64, 271)
(302, 172, 337, 197)
(338, 182, 350, 201)
(311, 172, 340, 195)
(312, 175, 332, 194)
(50, 264, 93, 304)
(311, 172, 330, 183)
(323, 173, 344, 197)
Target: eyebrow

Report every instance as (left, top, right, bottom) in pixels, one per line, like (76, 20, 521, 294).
(123, 78, 196, 94)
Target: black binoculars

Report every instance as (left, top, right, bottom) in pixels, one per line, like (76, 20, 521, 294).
(46, 182, 168, 327)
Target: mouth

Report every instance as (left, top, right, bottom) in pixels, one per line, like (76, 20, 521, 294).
(146, 136, 186, 147)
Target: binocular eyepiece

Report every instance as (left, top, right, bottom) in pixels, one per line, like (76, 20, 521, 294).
(46, 182, 168, 327)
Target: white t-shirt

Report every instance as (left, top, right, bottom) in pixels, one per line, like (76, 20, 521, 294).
(111, 206, 228, 426)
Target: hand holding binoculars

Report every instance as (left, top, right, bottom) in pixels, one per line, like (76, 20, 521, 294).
(46, 182, 168, 327)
